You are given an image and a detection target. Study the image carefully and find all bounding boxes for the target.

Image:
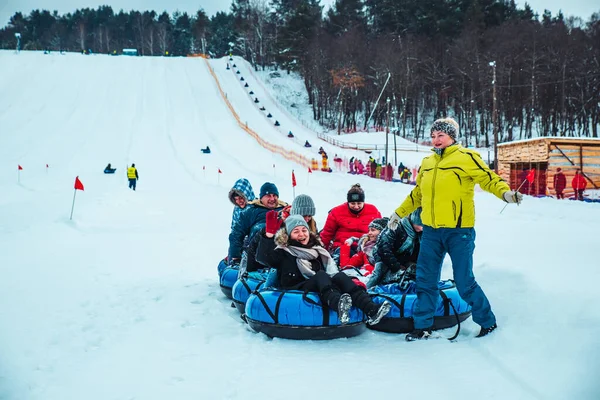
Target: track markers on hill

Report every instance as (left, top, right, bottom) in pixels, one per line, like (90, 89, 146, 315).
(70, 176, 85, 220)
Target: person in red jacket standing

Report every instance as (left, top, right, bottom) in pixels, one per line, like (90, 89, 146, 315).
(553, 168, 566, 199)
(320, 184, 382, 263)
(571, 169, 587, 201)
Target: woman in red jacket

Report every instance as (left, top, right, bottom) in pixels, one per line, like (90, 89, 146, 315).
(571, 169, 587, 201)
(320, 184, 382, 263)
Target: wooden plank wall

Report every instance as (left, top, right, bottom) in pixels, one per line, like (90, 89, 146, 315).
(497, 139, 549, 185)
(547, 142, 600, 198)
(498, 138, 600, 198)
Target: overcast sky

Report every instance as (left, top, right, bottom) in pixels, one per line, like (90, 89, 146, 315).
(1, 0, 598, 28)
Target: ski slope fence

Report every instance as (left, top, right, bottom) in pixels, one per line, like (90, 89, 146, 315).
(203, 58, 312, 169)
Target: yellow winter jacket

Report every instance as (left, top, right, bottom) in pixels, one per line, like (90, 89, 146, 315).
(395, 144, 509, 228)
(127, 167, 137, 180)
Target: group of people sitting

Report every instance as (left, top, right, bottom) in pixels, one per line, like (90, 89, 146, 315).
(226, 179, 429, 327)
(226, 117, 525, 341)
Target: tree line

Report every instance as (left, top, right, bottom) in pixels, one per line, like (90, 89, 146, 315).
(1, 0, 599, 143)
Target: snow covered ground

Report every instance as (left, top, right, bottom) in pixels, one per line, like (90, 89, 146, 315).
(0, 51, 599, 400)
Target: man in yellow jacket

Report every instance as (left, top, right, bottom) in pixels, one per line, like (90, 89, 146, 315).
(127, 164, 139, 191)
(388, 118, 522, 341)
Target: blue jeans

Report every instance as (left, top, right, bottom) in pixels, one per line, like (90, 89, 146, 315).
(128, 178, 136, 190)
(414, 226, 496, 329)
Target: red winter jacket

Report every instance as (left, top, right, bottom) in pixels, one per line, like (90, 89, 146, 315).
(320, 203, 381, 250)
(572, 174, 587, 190)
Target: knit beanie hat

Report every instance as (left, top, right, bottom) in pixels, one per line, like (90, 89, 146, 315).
(347, 184, 365, 203)
(430, 118, 459, 141)
(291, 194, 316, 216)
(285, 214, 309, 233)
(368, 217, 389, 232)
(409, 208, 423, 226)
(259, 182, 279, 198)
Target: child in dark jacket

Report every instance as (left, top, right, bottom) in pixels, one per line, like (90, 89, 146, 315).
(256, 213, 391, 325)
(367, 208, 423, 289)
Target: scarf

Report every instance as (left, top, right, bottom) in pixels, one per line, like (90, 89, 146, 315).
(277, 244, 339, 279)
(358, 235, 377, 264)
(433, 142, 457, 156)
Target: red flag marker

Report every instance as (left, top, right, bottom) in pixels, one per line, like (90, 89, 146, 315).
(18, 165, 23, 170)
(526, 168, 535, 184)
(74, 176, 84, 191)
(46, 164, 49, 168)
(308, 167, 312, 173)
(70, 176, 84, 220)
(292, 170, 297, 187)
(218, 168, 222, 174)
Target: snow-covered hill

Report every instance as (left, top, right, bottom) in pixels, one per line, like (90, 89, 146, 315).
(0, 51, 598, 400)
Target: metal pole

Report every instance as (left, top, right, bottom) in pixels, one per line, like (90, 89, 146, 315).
(385, 98, 390, 174)
(491, 61, 498, 173)
(69, 189, 77, 220)
(365, 72, 391, 130)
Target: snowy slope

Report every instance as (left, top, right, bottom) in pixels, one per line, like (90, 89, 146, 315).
(0, 51, 599, 400)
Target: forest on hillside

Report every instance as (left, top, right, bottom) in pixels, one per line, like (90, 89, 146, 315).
(1, 0, 599, 145)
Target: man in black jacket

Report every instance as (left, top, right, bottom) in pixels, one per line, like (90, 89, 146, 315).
(228, 182, 287, 265)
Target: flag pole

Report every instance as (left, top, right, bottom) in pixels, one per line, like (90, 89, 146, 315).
(69, 189, 77, 220)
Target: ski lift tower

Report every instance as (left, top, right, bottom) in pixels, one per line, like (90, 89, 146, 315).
(15, 32, 21, 53)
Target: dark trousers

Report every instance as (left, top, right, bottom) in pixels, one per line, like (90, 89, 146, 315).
(414, 226, 496, 329)
(128, 178, 137, 190)
(575, 189, 584, 201)
(303, 270, 357, 294)
(556, 191, 564, 199)
(303, 270, 377, 316)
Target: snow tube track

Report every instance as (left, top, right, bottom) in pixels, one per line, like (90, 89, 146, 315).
(203, 58, 312, 169)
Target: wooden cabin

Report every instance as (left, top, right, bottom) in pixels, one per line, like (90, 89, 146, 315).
(497, 137, 600, 198)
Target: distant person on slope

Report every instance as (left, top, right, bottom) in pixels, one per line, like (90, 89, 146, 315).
(553, 168, 566, 199)
(104, 163, 116, 174)
(571, 169, 587, 201)
(127, 164, 139, 190)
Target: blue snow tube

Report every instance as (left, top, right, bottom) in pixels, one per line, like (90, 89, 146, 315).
(232, 271, 268, 313)
(219, 265, 239, 299)
(368, 280, 472, 334)
(244, 289, 366, 340)
(217, 258, 228, 276)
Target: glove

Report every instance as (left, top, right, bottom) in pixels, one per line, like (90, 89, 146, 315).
(344, 237, 358, 246)
(387, 212, 401, 230)
(229, 258, 240, 266)
(503, 191, 523, 205)
(265, 210, 281, 235)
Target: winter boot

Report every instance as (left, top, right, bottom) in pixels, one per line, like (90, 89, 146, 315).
(337, 294, 352, 325)
(321, 287, 352, 325)
(366, 300, 392, 326)
(475, 323, 497, 338)
(405, 328, 432, 342)
(348, 288, 390, 325)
